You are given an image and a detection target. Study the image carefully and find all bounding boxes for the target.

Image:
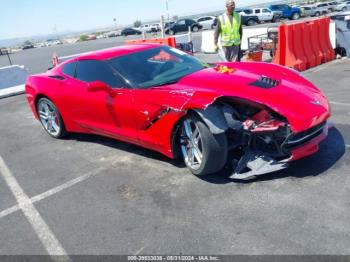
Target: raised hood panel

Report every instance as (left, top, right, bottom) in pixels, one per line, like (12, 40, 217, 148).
(177, 65, 330, 132)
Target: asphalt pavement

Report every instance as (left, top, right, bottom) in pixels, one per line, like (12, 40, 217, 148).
(0, 52, 349, 257)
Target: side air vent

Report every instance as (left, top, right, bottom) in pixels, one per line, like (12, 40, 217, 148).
(48, 75, 65, 80)
(250, 76, 280, 89)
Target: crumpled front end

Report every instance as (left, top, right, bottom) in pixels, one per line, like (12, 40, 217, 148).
(193, 97, 330, 180)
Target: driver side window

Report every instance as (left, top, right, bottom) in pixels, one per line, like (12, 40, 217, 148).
(76, 60, 125, 88)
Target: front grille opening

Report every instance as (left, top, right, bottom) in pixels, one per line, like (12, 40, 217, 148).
(285, 121, 326, 149)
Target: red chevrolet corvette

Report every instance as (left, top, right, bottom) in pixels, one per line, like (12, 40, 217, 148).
(25, 44, 330, 179)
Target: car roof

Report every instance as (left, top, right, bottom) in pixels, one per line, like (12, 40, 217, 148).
(197, 16, 215, 18)
(62, 44, 161, 64)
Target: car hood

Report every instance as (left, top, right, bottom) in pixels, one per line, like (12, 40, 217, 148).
(170, 62, 330, 133)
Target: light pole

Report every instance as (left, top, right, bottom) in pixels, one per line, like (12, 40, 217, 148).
(113, 18, 117, 30)
(165, 0, 170, 23)
(53, 25, 58, 40)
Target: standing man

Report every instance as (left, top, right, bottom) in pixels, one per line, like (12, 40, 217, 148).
(214, 0, 243, 62)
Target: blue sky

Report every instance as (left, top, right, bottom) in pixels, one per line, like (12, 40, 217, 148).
(0, 0, 266, 39)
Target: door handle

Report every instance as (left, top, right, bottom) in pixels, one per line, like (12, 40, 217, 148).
(109, 90, 124, 97)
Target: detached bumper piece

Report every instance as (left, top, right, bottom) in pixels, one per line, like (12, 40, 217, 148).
(230, 150, 289, 180)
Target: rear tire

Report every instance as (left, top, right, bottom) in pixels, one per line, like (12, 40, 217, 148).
(315, 12, 320, 16)
(37, 98, 67, 139)
(179, 113, 227, 176)
(169, 30, 175, 35)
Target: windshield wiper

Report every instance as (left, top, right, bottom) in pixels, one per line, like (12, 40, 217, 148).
(153, 79, 180, 87)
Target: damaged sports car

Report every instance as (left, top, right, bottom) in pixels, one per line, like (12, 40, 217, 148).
(25, 44, 330, 179)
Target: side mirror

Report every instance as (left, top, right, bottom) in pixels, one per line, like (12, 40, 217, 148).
(87, 81, 110, 92)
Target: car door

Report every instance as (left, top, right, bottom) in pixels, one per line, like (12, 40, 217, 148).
(254, 9, 262, 21)
(63, 59, 138, 144)
(201, 17, 211, 29)
(197, 18, 206, 29)
(186, 19, 194, 30)
(107, 47, 194, 153)
(262, 8, 273, 21)
(176, 19, 187, 33)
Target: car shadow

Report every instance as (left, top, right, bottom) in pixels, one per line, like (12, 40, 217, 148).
(64, 126, 346, 184)
(198, 126, 347, 184)
(65, 132, 186, 168)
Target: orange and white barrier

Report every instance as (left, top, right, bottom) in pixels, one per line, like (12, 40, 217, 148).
(126, 37, 176, 47)
(272, 17, 335, 71)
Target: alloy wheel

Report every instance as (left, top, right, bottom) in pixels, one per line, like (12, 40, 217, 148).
(180, 119, 203, 170)
(38, 100, 61, 137)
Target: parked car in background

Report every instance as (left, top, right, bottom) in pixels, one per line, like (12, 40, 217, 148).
(196, 16, 216, 30)
(165, 21, 175, 28)
(234, 10, 260, 26)
(34, 42, 46, 48)
(268, 4, 302, 20)
(314, 2, 332, 14)
(150, 23, 161, 32)
(105, 31, 120, 38)
(139, 24, 151, 33)
(241, 14, 260, 26)
(326, 1, 338, 11)
(237, 8, 281, 23)
(0, 47, 10, 55)
(250, 7, 281, 23)
(165, 19, 202, 35)
(45, 39, 62, 46)
(335, 0, 350, 11)
(22, 43, 34, 50)
(300, 5, 319, 16)
(121, 28, 142, 36)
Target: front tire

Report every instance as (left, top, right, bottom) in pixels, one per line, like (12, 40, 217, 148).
(272, 16, 280, 23)
(179, 114, 227, 176)
(247, 19, 257, 26)
(192, 26, 199, 32)
(37, 98, 67, 138)
(292, 12, 300, 20)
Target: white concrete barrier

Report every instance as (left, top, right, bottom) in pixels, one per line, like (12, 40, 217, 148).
(201, 27, 270, 53)
(0, 65, 28, 98)
(201, 30, 216, 53)
(330, 21, 336, 49)
(0, 65, 28, 89)
(174, 34, 190, 44)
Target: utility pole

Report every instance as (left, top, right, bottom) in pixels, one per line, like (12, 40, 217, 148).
(53, 25, 58, 40)
(113, 18, 117, 29)
(165, 0, 170, 23)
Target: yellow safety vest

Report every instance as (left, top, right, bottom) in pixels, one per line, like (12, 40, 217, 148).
(219, 12, 241, 46)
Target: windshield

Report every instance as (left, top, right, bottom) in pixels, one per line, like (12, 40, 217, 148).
(107, 46, 206, 88)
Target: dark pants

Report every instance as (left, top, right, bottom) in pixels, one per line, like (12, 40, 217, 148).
(222, 45, 240, 62)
